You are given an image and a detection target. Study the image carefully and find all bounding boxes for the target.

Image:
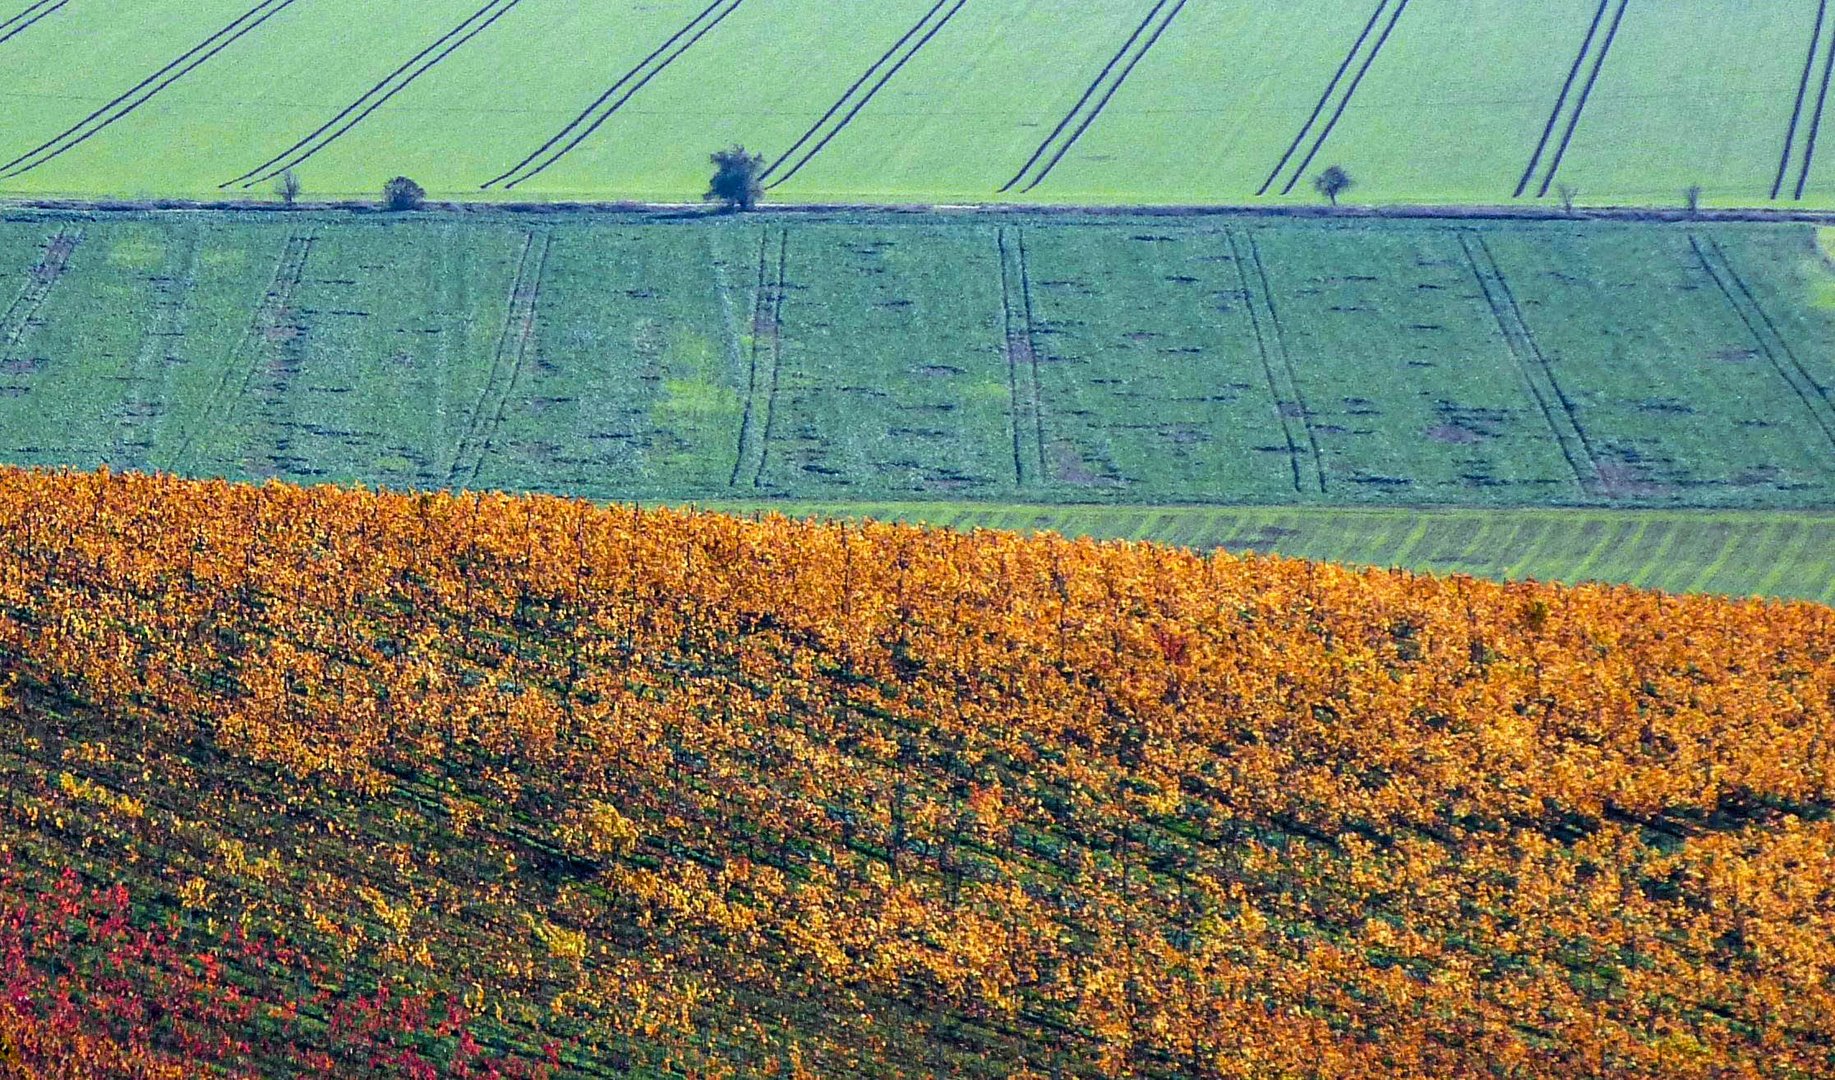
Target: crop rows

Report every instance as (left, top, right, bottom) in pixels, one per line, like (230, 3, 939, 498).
(732, 501, 1835, 605)
(2, 467, 1832, 1075)
(3, 0, 1834, 205)
(0, 211, 1832, 512)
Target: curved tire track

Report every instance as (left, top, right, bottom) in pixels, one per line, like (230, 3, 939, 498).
(761, 0, 952, 185)
(763, 0, 967, 191)
(1277, 0, 1411, 197)
(225, 0, 525, 190)
(0, 0, 303, 180)
(485, 0, 745, 191)
(0, 0, 69, 47)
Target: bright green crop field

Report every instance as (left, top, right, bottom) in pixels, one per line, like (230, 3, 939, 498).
(1, 0, 1833, 208)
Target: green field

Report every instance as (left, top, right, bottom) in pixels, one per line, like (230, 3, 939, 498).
(2, 0, 1834, 207)
(711, 502, 1835, 605)
(3, 206, 1834, 597)
(5, 208, 1835, 510)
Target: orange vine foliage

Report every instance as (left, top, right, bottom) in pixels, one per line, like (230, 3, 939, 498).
(0, 466, 1832, 1078)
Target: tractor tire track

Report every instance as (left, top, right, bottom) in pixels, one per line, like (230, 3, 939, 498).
(1691, 234, 1835, 452)
(1279, 0, 1411, 196)
(1017, 0, 1191, 194)
(764, 0, 968, 190)
(0, 228, 81, 375)
(0, 0, 303, 179)
(486, 0, 746, 191)
(451, 230, 550, 486)
(751, 231, 790, 489)
(114, 228, 203, 469)
(0, 0, 68, 47)
(1772, 0, 1828, 200)
(762, 0, 954, 185)
(1227, 229, 1324, 494)
(1015, 229, 1047, 480)
(227, 0, 525, 189)
(1516, 0, 1610, 199)
(996, 227, 1031, 485)
(729, 230, 773, 486)
(1458, 232, 1597, 493)
(1534, 0, 1631, 198)
(1258, 0, 1389, 198)
(1795, 15, 1835, 200)
(1001, 0, 1171, 193)
(170, 232, 312, 472)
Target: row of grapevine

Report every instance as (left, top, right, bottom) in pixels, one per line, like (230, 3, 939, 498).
(0, 466, 1831, 1076)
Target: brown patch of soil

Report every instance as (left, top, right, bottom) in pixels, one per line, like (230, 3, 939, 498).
(1426, 423, 1483, 445)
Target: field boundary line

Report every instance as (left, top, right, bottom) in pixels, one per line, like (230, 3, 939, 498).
(1225, 228, 1322, 494)
(728, 229, 773, 487)
(169, 231, 311, 472)
(1457, 231, 1598, 494)
(763, 0, 968, 190)
(450, 229, 550, 486)
(1533, 0, 1631, 198)
(0, 226, 80, 369)
(0, 0, 303, 180)
(227, 0, 526, 190)
(1278, 0, 1411, 196)
(1794, 16, 1835, 200)
(750, 230, 790, 488)
(0, 0, 67, 46)
(761, 0, 952, 185)
(1690, 233, 1835, 453)
(1004, 0, 1193, 194)
(1259, 0, 1389, 197)
(1773, 0, 1828, 200)
(1516, 0, 1609, 199)
(487, 0, 747, 191)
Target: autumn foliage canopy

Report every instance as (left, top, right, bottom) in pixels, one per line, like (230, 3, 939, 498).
(0, 467, 1831, 1077)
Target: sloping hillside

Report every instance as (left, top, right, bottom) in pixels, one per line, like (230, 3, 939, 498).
(1, 467, 1832, 1076)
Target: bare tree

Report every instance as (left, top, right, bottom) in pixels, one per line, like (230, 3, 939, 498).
(1685, 185, 1703, 215)
(276, 169, 300, 208)
(1313, 165, 1352, 208)
(705, 146, 764, 213)
(1557, 184, 1578, 215)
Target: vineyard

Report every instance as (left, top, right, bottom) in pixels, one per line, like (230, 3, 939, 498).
(4, 210, 1835, 513)
(0, 0, 1833, 207)
(0, 466, 1831, 1075)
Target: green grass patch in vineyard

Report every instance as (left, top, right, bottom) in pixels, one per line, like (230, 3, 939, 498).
(702, 502, 1835, 606)
(0, 1, 1829, 207)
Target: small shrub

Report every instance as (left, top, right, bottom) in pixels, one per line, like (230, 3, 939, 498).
(705, 146, 765, 213)
(382, 176, 425, 212)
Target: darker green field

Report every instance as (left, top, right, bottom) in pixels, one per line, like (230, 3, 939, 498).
(4, 207, 1835, 514)
(711, 502, 1835, 606)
